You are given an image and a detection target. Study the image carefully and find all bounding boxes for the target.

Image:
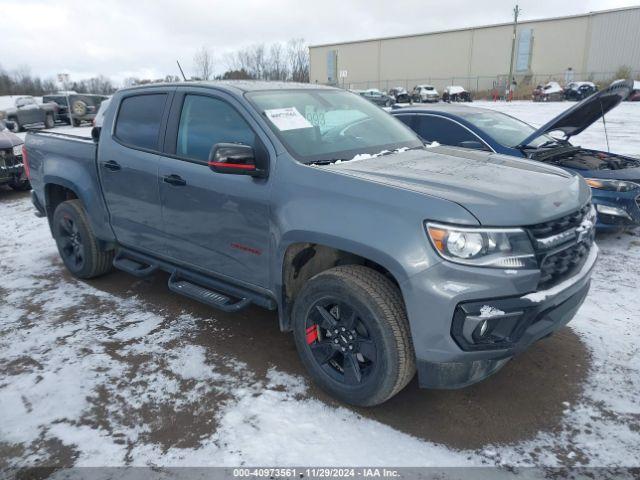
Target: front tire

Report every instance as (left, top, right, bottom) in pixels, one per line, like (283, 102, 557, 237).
(52, 200, 114, 279)
(292, 265, 416, 406)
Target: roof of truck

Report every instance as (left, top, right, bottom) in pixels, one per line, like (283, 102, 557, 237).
(120, 80, 335, 94)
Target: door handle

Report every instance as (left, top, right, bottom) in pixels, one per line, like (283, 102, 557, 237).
(163, 174, 187, 186)
(102, 160, 121, 171)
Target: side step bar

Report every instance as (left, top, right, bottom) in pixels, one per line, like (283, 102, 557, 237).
(112, 247, 276, 313)
(168, 272, 251, 313)
(113, 251, 158, 277)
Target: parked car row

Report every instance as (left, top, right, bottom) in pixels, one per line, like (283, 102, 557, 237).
(533, 81, 598, 102)
(0, 96, 56, 132)
(392, 79, 640, 231)
(43, 92, 109, 126)
(0, 93, 109, 132)
(355, 85, 472, 106)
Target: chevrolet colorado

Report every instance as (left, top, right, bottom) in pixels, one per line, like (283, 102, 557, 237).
(25, 82, 597, 406)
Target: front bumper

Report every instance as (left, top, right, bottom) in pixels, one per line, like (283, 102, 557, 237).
(0, 157, 24, 183)
(400, 243, 598, 389)
(591, 189, 640, 230)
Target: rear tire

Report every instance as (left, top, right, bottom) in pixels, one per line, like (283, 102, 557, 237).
(9, 179, 31, 191)
(44, 113, 55, 129)
(292, 265, 416, 406)
(52, 200, 114, 279)
(8, 118, 21, 132)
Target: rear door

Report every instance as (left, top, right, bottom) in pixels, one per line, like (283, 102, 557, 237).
(98, 89, 173, 254)
(158, 88, 272, 288)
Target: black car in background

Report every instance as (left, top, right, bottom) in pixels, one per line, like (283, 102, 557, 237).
(43, 93, 108, 126)
(0, 120, 29, 191)
(357, 89, 394, 107)
(388, 87, 411, 103)
(564, 82, 598, 101)
(442, 86, 472, 102)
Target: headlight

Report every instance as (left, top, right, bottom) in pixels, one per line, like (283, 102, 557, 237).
(12, 145, 22, 157)
(585, 178, 639, 192)
(426, 223, 537, 269)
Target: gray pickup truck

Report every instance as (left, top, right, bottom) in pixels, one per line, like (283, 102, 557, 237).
(25, 81, 597, 406)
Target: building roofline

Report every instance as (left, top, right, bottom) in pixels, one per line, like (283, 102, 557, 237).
(309, 5, 640, 49)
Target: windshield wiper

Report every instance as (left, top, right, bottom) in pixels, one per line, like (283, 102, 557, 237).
(307, 158, 348, 165)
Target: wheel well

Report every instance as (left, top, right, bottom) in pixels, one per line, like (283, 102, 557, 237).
(281, 243, 399, 331)
(45, 183, 78, 222)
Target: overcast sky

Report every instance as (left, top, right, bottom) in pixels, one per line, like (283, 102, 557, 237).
(2, 0, 638, 84)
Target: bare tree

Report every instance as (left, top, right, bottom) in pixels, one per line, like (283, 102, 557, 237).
(287, 38, 310, 83)
(193, 46, 215, 80)
(267, 43, 288, 81)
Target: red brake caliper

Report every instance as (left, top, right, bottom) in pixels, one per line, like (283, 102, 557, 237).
(306, 325, 318, 344)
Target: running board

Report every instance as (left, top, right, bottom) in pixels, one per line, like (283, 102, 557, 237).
(168, 272, 251, 312)
(113, 251, 158, 277)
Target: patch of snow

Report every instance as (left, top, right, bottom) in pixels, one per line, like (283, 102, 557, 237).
(479, 305, 506, 318)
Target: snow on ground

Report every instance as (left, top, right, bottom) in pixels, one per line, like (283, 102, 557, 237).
(1, 102, 640, 470)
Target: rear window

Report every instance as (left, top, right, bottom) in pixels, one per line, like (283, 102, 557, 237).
(114, 94, 167, 150)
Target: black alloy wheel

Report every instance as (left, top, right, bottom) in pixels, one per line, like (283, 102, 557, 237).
(305, 299, 377, 386)
(57, 214, 86, 271)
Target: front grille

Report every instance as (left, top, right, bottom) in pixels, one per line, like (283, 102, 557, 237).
(538, 242, 591, 289)
(528, 203, 592, 238)
(0, 149, 21, 169)
(526, 203, 594, 290)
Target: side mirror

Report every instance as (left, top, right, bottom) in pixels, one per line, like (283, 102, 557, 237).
(91, 126, 101, 143)
(459, 140, 489, 151)
(208, 143, 267, 178)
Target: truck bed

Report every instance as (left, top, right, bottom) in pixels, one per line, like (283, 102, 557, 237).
(25, 130, 114, 242)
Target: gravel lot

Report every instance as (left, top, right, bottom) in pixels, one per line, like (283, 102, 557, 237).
(1, 102, 639, 469)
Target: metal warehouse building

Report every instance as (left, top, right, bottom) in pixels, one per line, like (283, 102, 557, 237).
(309, 6, 640, 93)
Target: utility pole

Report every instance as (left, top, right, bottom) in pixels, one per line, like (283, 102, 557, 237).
(507, 4, 520, 101)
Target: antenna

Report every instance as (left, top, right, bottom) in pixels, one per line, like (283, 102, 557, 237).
(600, 100, 610, 152)
(176, 60, 187, 81)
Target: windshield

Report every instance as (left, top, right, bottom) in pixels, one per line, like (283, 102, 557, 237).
(247, 89, 422, 163)
(458, 110, 555, 148)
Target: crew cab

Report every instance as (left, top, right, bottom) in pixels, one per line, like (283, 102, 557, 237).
(25, 82, 597, 406)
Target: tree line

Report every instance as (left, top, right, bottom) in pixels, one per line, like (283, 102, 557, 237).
(0, 66, 116, 96)
(193, 38, 310, 83)
(0, 38, 310, 97)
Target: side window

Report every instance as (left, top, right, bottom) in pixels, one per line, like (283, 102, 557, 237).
(177, 95, 256, 161)
(115, 94, 167, 151)
(394, 115, 415, 130)
(416, 116, 481, 147)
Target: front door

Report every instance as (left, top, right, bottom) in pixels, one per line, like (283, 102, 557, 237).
(98, 91, 171, 254)
(159, 91, 271, 288)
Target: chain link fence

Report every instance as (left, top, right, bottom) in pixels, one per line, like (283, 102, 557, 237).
(331, 70, 640, 100)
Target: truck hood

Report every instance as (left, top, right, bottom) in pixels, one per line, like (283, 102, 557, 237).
(519, 79, 634, 146)
(323, 146, 590, 226)
(0, 129, 23, 149)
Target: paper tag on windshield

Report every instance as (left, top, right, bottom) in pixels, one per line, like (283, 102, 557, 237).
(264, 107, 313, 131)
